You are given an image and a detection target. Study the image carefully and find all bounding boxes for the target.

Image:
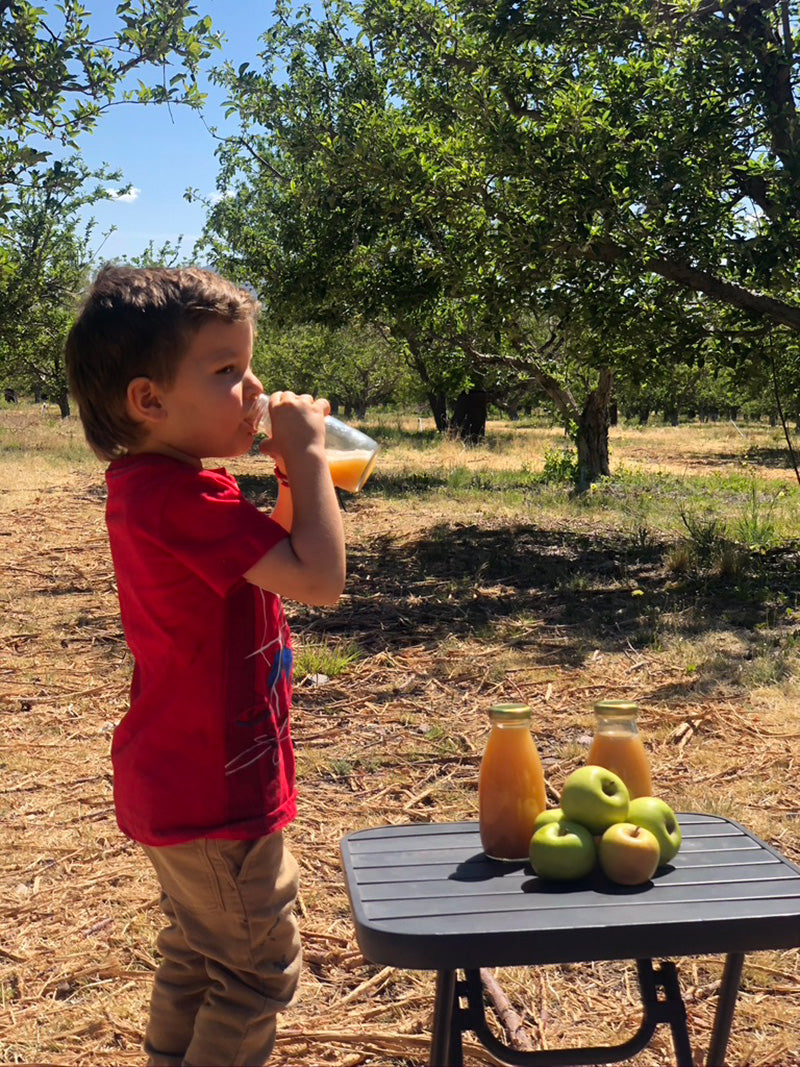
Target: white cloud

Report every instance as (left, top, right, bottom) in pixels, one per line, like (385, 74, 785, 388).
(106, 186, 141, 203)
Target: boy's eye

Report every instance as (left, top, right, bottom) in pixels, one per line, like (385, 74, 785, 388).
(216, 364, 235, 375)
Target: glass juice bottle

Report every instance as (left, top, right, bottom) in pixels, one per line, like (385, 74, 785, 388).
(587, 700, 653, 798)
(479, 704, 547, 861)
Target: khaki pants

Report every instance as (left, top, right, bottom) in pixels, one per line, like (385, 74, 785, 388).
(141, 832, 301, 1067)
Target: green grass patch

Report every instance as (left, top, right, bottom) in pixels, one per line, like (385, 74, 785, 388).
(293, 637, 361, 681)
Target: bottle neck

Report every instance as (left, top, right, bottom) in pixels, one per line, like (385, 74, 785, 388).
(594, 714, 638, 734)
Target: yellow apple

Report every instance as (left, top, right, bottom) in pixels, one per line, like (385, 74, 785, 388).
(599, 823, 660, 885)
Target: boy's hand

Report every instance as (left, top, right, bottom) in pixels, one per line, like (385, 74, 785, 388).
(258, 391, 330, 467)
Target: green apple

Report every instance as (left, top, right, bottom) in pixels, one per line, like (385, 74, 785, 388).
(599, 822, 660, 885)
(529, 820, 597, 881)
(560, 765, 630, 835)
(627, 796, 682, 864)
(533, 807, 564, 831)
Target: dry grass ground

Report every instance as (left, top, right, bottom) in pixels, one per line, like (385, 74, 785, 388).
(2, 406, 800, 1066)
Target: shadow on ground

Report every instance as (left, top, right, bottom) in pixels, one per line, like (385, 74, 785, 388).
(239, 476, 800, 698)
(673, 446, 797, 472)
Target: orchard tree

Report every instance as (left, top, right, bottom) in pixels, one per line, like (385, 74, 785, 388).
(0, 158, 105, 413)
(198, 2, 617, 459)
(1, 0, 220, 218)
(197, 0, 530, 443)
(353, 0, 800, 460)
(200, 0, 800, 482)
(448, 0, 800, 330)
(0, 156, 149, 412)
(0, 1, 220, 400)
(253, 320, 414, 417)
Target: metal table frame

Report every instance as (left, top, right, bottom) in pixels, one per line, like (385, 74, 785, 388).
(340, 815, 800, 1066)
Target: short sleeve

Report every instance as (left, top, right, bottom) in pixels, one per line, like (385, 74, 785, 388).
(157, 467, 288, 596)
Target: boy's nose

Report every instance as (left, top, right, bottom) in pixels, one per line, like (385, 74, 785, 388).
(246, 370, 264, 396)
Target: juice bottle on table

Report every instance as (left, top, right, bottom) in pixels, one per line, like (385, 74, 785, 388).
(479, 704, 547, 861)
(587, 700, 652, 799)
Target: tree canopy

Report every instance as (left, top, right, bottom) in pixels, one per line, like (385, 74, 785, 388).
(197, 0, 800, 478)
(0, 1, 221, 404)
(1, 0, 220, 218)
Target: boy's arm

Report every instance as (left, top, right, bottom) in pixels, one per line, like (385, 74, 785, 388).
(244, 394, 346, 607)
(269, 474, 293, 533)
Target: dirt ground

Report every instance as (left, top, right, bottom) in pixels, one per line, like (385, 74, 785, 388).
(2, 413, 800, 1066)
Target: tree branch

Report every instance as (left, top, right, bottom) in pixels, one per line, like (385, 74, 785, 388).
(460, 333, 581, 421)
(500, 86, 542, 120)
(582, 240, 800, 331)
(216, 134, 289, 183)
(780, 0, 794, 58)
(480, 970, 534, 1052)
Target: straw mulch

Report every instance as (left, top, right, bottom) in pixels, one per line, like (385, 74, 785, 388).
(2, 454, 800, 1067)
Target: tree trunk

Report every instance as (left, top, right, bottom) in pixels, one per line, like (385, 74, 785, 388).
(401, 334, 450, 432)
(451, 388, 487, 444)
(427, 390, 449, 432)
(473, 335, 611, 484)
(57, 387, 70, 418)
(576, 367, 613, 489)
(634, 404, 651, 425)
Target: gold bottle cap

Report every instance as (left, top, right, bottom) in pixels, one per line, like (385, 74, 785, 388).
(594, 699, 639, 717)
(489, 703, 532, 722)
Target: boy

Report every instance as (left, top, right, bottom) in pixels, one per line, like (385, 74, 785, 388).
(65, 264, 346, 1066)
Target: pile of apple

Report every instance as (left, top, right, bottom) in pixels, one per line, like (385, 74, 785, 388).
(528, 765, 682, 885)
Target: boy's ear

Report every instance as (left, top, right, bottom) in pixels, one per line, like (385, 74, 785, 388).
(126, 377, 167, 424)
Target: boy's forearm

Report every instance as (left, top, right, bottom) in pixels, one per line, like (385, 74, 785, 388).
(247, 397, 347, 605)
(283, 451, 346, 601)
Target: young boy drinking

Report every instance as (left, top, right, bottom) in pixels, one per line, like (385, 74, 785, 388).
(65, 264, 346, 1066)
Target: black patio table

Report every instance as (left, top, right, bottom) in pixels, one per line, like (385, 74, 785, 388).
(340, 814, 800, 1066)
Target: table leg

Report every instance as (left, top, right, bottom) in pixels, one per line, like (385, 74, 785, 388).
(431, 969, 459, 1067)
(706, 952, 745, 1067)
(651, 959, 693, 1067)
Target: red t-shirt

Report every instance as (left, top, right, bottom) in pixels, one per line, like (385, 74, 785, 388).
(105, 453, 296, 846)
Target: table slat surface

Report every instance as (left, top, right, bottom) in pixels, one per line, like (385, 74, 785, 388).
(340, 815, 800, 970)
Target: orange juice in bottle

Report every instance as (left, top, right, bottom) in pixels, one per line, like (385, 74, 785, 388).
(479, 704, 547, 861)
(327, 448, 379, 492)
(587, 700, 652, 798)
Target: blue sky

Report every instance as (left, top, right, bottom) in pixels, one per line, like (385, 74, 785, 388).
(74, 1, 287, 262)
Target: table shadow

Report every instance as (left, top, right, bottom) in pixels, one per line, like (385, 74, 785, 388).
(449, 853, 529, 881)
(449, 853, 676, 892)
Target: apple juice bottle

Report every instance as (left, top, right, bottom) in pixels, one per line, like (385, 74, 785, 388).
(587, 700, 652, 799)
(479, 704, 547, 861)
